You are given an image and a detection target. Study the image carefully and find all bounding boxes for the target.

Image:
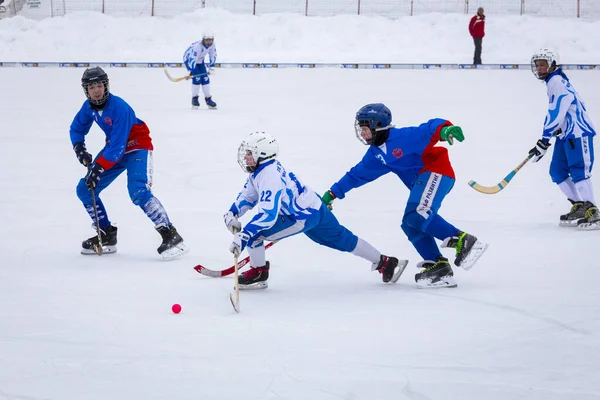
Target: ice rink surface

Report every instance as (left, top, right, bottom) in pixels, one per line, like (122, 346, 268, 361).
(1, 67, 600, 399)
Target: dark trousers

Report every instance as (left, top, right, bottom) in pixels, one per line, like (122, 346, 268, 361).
(473, 37, 483, 64)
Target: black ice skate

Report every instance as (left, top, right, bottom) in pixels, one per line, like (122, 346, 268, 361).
(205, 96, 217, 109)
(155, 224, 188, 260)
(373, 255, 408, 283)
(577, 202, 600, 230)
(238, 262, 270, 290)
(442, 231, 488, 271)
(415, 257, 457, 289)
(81, 225, 118, 255)
(191, 96, 200, 109)
(560, 199, 586, 227)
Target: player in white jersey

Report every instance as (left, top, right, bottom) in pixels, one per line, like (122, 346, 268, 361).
(182, 31, 217, 109)
(529, 49, 599, 229)
(223, 132, 407, 289)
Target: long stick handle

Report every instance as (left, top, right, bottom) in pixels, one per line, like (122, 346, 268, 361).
(87, 167, 103, 256)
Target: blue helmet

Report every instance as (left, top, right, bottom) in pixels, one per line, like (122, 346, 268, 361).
(355, 103, 393, 145)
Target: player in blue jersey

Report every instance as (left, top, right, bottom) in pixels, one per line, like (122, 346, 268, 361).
(321, 103, 488, 288)
(529, 49, 599, 229)
(70, 67, 188, 259)
(223, 132, 407, 289)
(183, 31, 217, 109)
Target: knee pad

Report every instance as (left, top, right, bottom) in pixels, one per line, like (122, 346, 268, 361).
(130, 187, 153, 206)
(76, 179, 92, 203)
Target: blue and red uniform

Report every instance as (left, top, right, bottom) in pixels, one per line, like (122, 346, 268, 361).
(329, 118, 461, 261)
(70, 94, 171, 229)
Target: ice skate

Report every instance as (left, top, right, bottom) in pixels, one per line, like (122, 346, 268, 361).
(372, 255, 408, 283)
(443, 231, 488, 271)
(205, 96, 217, 109)
(238, 262, 270, 290)
(191, 96, 200, 110)
(560, 199, 586, 227)
(156, 224, 189, 260)
(577, 202, 600, 230)
(415, 257, 457, 289)
(81, 225, 118, 255)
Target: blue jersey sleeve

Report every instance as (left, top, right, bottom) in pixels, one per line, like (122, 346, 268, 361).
(69, 102, 94, 145)
(330, 149, 390, 199)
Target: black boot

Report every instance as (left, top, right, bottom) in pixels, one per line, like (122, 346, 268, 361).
(577, 202, 600, 230)
(81, 225, 118, 255)
(155, 224, 187, 259)
(238, 262, 270, 290)
(444, 231, 488, 270)
(415, 257, 456, 288)
(374, 255, 400, 283)
(560, 199, 586, 226)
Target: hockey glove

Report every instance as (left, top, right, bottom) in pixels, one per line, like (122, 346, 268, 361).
(73, 142, 92, 167)
(529, 139, 551, 163)
(85, 163, 105, 189)
(321, 190, 336, 210)
(229, 231, 250, 255)
(440, 126, 464, 145)
(223, 211, 242, 234)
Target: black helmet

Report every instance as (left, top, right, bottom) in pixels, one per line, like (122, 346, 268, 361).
(81, 67, 110, 108)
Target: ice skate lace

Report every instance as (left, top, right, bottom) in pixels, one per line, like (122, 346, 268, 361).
(570, 202, 583, 213)
(584, 206, 599, 219)
(455, 232, 467, 256)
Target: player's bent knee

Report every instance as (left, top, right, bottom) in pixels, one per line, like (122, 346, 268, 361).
(130, 188, 153, 206)
(76, 180, 91, 203)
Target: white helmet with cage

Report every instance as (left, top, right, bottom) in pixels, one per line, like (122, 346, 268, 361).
(237, 132, 279, 173)
(531, 48, 560, 80)
(202, 30, 214, 43)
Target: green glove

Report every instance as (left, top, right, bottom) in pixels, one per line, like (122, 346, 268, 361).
(321, 190, 336, 210)
(440, 125, 464, 145)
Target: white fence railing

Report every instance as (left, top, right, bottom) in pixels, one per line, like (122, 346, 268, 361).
(2, 0, 599, 19)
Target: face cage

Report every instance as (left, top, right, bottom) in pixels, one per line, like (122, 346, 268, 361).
(531, 55, 553, 80)
(354, 120, 374, 145)
(83, 80, 110, 106)
(237, 143, 258, 173)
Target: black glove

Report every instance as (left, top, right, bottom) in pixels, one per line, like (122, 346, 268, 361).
(73, 142, 92, 167)
(85, 163, 105, 189)
(529, 139, 551, 163)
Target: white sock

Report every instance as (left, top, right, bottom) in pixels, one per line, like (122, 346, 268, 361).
(574, 178, 596, 204)
(201, 84, 211, 98)
(191, 84, 200, 97)
(558, 177, 581, 201)
(248, 245, 266, 268)
(351, 238, 381, 264)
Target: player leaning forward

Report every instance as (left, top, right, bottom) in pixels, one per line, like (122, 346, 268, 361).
(223, 132, 407, 290)
(529, 49, 599, 229)
(321, 104, 488, 288)
(71, 67, 188, 259)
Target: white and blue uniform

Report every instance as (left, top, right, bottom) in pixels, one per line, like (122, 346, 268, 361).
(229, 160, 360, 257)
(183, 40, 216, 86)
(543, 69, 596, 185)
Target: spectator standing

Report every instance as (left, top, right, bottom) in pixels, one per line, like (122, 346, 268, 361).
(469, 7, 485, 65)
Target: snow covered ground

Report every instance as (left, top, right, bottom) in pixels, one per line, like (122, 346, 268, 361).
(1, 10, 599, 400)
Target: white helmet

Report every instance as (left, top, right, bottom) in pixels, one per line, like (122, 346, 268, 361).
(237, 132, 279, 173)
(531, 48, 560, 80)
(202, 31, 214, 41)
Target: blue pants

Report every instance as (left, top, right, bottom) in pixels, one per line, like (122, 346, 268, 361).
(401, 172, 460, 261)
(77, 150, 170, 229)
(186, 62, 210, 86)
(549, 136, 594, 184)
(247, 203, 358, 253)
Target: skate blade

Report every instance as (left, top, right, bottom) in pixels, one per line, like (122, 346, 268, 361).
(559, 220, 579, 227)
(387, 259, 409, 283)
(208, 106, 218, 110)
(578, 222, 600, 230)
(238, 281, 268, 290)
(458, 240, 489, 271)
(191, 105, 199, 110)
(416, 275, 457, 289)
(160, 242, 189, 261)
(81, 245, 117, 255)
